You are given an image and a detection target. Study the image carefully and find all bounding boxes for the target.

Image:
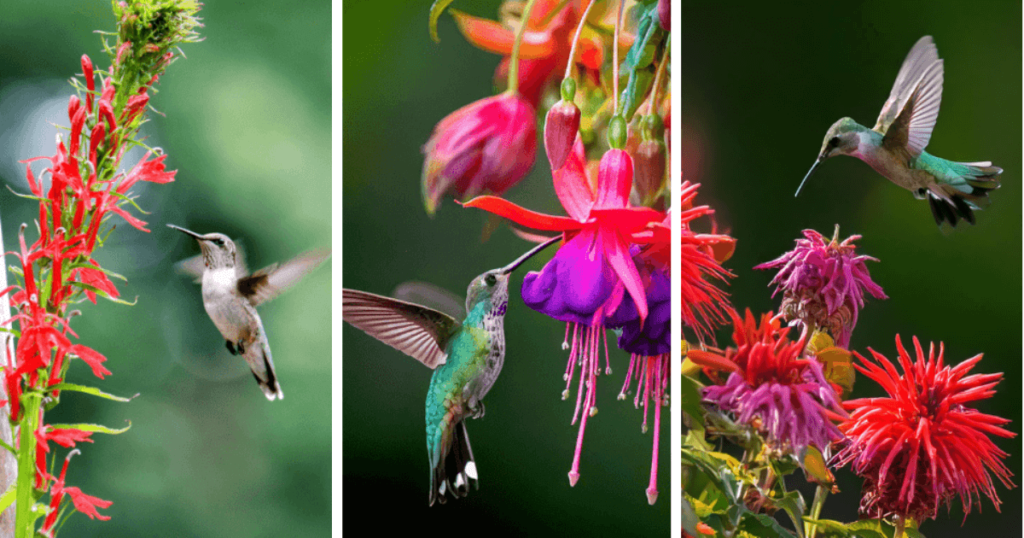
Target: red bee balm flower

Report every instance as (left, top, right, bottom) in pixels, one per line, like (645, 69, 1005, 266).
(421, 92, 537, 216)
(833, 336, 1015, 523)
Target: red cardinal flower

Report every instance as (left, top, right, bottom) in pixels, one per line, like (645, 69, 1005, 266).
(832, 336, 1015, 523)
(422, 92, 537, 216)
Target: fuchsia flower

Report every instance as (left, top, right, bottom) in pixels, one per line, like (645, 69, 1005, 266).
(421, 92, 537, 216)
(454, 0, 602, 107)
(689, 310, 846, 454)
(755, 226, 887, 349)
(832, 336, 1014, 523)
(464, 139, 664, 495)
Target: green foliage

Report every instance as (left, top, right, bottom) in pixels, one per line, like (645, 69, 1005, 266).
(428, 0, 457, 43)
(617, 1, 665, 121)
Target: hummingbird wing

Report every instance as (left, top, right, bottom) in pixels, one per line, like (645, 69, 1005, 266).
(239, 250, 330, 306)
(881, 59, 944, 159)
(873, 36, 940, 137)
(391, 281, 466, 320)
(342, 288, 458, 369)
(173, 240, 248, 283)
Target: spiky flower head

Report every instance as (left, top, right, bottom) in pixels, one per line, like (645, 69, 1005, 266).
(755, 225, 886, 349)
(832, 336, 1015, 523)
(690, 310, 845, 454)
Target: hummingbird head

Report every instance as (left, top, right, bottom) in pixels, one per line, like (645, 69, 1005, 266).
(795, 118, 865, 197)
(818, 117, 862, 160)
(464, 235, 562, 316)
(168, 225, 239, 270)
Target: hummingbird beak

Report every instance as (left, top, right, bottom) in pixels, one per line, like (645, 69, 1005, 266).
(167, 224, 205, 241)
(794, 157, 823, 197)
(501, 235, 562, 274)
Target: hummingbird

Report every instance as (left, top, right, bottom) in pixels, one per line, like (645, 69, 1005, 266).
(169, 224, 330, 401)
(795, 36, 1002, 227)
(341, 236, 559, 505)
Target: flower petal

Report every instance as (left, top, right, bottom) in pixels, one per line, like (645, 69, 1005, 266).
(552, 138, 594, 221)
(600, 226, 647, 324)
(461, 196, 581, 231)
(452, 10, 554, 59)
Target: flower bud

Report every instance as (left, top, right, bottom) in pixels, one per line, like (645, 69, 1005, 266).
(632, 115, 667, 207)
(657, 0, 670, 32)
(544, 99, 581, 171)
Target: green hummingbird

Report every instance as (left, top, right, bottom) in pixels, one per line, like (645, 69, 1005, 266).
(341, 236, 559, 505)
(795, 36, 1002, 226)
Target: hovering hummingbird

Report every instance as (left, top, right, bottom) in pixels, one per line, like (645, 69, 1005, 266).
(796, 36, 1002, 227)
(169, 224, 330, 401)
(341, 236, 559, 505)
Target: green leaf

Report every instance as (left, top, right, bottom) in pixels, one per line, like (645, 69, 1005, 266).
(739, 512, 799, 538)
(66, 281, 138, 305)
(680, 373, 705, 426)
(774, 489, 807, 538)
(681, 496, 702, 538)
(47, 383, 137, 402)
(47, 422, 131, 435)
(429, 0, 457, 43)
(0, 484, 14, 514)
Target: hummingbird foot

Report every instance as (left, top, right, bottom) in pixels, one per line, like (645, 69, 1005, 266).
(469, 401, 485, 419)
(225, 340, 238, 355)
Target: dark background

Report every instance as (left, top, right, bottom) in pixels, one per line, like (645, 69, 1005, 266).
(684, 1, 1021, 535)
(1, 0, 330, 536)
(343, 1, 670, 534)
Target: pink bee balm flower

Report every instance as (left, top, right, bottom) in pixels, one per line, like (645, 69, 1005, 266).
(832, 336, 1015, 524)
(754, 226, 886, 349)
(689, 310, 846, 454)
(421, 92, 537, 215)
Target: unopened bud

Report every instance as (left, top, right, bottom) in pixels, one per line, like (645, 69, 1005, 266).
(657, 0, 670, 32)
(544, 98, 581, 170)
(633, 139, 666, 207)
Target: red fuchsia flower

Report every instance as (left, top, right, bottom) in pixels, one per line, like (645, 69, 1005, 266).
(688, 310, 846, 454)
(454, 0, 603, 107)
(832, 336, 1015, 524)
(463, 139, 663, 492)
(421, 92, 537, 216)
(754, 226, 887, 349)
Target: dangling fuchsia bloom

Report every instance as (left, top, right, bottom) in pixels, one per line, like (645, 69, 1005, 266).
(832, 336, 1014, 525)
(689, 310, 846, 454)
(755, 226, 887, 349)
(421, 92, 537, 216)
(462, 138, 664, 493)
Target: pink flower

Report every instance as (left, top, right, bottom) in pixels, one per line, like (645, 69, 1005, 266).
(755, 226, 886, 348)
(421, 93, 537, 215)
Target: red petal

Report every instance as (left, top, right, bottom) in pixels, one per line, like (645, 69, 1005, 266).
(461, 196, 581, 231)
(595, 149, 633, 208)
(452, 11, 554, 59)
(590, 207, 664, 234)
(551, 137, 593, 221)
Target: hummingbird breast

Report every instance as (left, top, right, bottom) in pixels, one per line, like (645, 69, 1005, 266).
(202, 268, 257, 343)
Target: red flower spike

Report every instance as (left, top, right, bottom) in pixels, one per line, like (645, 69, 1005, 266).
(833, 336, 1015, 523)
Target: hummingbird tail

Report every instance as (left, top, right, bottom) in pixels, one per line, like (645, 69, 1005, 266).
(428, 421, 478, 506)
(928, 161, 1002, 227)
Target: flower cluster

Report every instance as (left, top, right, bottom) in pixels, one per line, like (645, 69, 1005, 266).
(428, 0, 717, 504)
(681, 225, 1013, 538)
(1, 2, 200, 536)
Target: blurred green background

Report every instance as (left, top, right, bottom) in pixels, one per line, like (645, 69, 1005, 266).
(0, 1, 330, 536)
(683, 1, 1020, 534)
(343, 1, 669, 534)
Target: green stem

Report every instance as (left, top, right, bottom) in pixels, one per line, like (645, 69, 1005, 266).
(563, 0, 597, 80)
(507, 0, 540, 95)
(14, 394, 40, 538)
(894, 515, 906, 538)
(612, 0, 625, 115)
(805, 485, 828, 538)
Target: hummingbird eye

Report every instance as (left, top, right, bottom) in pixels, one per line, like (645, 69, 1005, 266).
(828, 136, 840, 147)
(484, 274, 497, 286)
